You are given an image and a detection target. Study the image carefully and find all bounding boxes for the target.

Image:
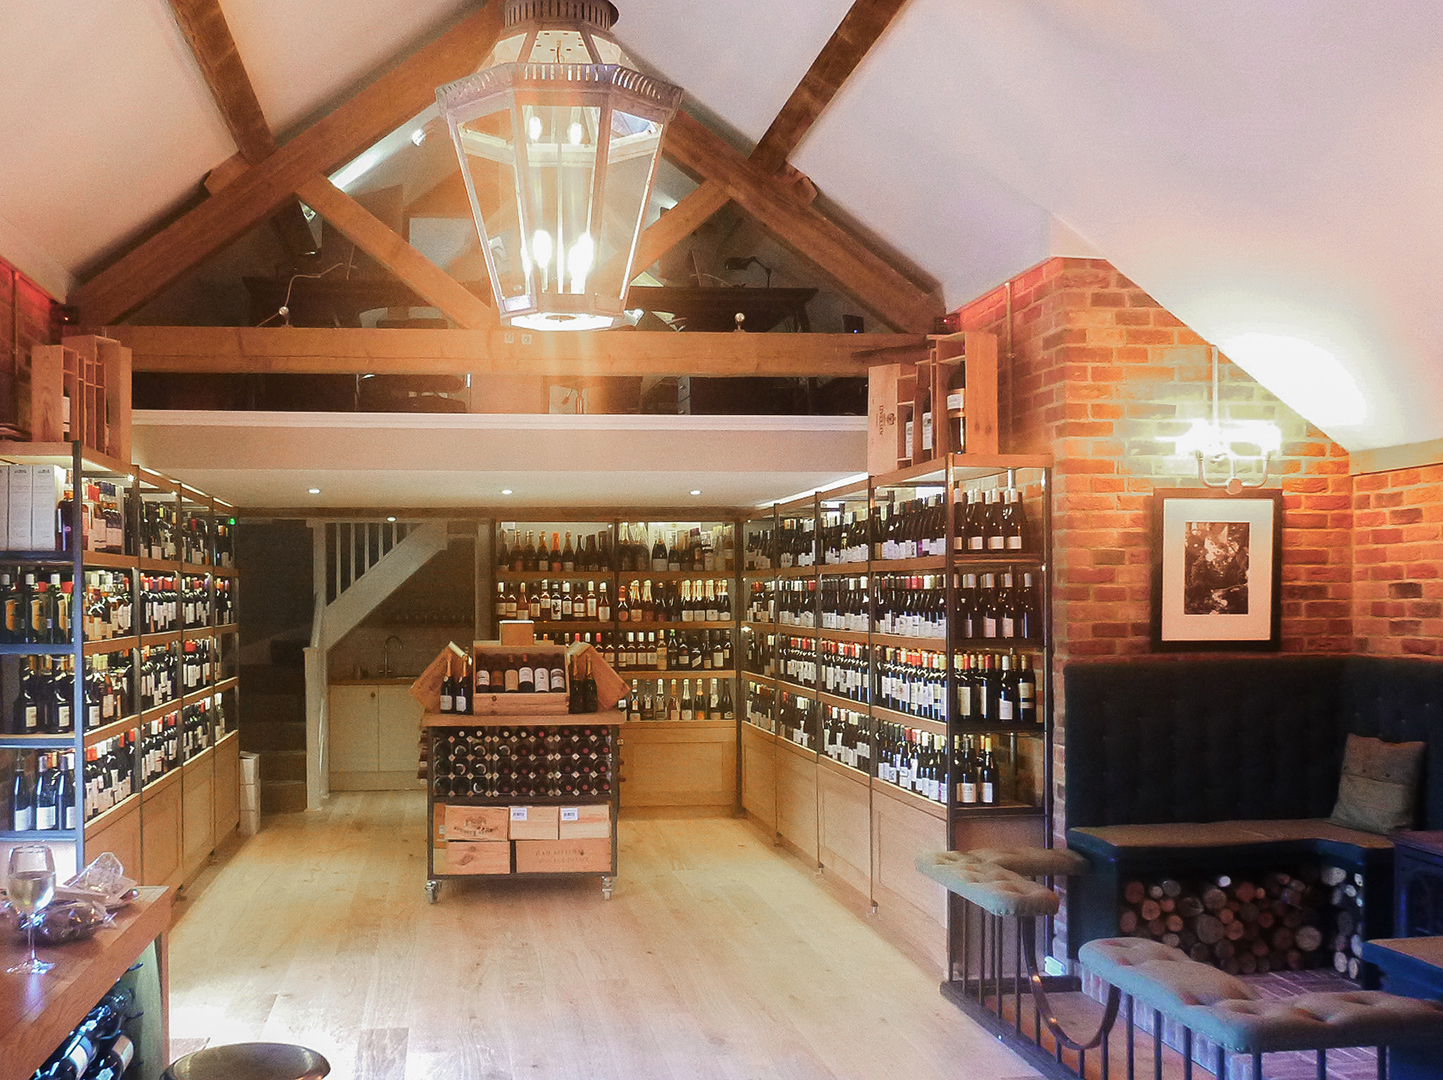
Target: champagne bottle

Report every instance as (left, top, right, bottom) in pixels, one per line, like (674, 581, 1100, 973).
(439, 659, 455, 714)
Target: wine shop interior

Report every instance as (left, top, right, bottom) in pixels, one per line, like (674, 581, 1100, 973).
(4, 3, 1443, 1080)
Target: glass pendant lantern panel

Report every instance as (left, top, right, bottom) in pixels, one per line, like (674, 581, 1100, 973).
(520, 101, 602, 299)
(589, 109, 664, 300)
(456, 104, 529, 304)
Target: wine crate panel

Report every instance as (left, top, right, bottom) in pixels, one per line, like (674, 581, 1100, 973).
(559, 804, 611, 839)
(619, 722, 735, 810)
(515, 837, 612, 874)
(508, 804, 560, 840)
(446, 840, 511, 875)
(445, 804, 510, 842)
(140, 778, 183, 888)
(776, 742, 818, 861)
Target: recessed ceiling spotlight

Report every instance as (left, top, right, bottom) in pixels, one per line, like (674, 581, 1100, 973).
(386, 516, 397, 523)
(308, 488, 321, 495)
(690, 489, 702, 496)
(501, 489, 513, 496)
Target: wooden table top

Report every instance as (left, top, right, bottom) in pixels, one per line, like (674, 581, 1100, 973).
(1396, 831, 1443, 856)
(0, 885, 171, 1080)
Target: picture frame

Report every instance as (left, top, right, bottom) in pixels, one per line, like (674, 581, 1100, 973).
(1150, 487, 1284, 651)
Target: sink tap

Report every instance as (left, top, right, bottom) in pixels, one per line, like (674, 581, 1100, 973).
(382, 635, 403, 678)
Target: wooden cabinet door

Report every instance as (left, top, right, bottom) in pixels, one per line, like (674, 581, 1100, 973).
(376, 686, 424, 775)
(181, 754, 215, 879)
(141, 778, 183, 888)
(213, 736, 240, 840)
(328, 685, 379, 775)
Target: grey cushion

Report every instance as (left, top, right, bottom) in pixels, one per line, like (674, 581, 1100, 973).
(914, 852, 1060, 917)
(967, 846, 1092, 878)
(1330, 734, 1427, 834)
(1079, 938, 1255, 1012)
(1236, 818, 1394, 849)
(1180, 991, 1443, 1053)
(1070, 818, 1394, 852)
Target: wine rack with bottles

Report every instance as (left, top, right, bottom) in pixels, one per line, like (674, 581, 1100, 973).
(739, 454, 1052, 822)
(491, 517, 740, 728)
(0, 443, 243, 882)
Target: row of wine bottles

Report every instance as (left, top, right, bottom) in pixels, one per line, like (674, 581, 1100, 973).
(623, 676, 734, 723)
(435, 652, 606, 714)
(497, 523, 736, 574)
(7, 655, 127, 735)
(495, 577, 733, 624)
(7, 750, 75, 831)
(817, 708, 1021, 807)
(743, 479, 1035, 571)
(28, 982, 138, 1080)
(430, 725, 614, 799)
(0, 566, 234, 647)
(609, 629, 733, 672)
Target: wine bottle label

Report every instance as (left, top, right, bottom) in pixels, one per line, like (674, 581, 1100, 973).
(1007, 536, 1023, 550)
(982, 782, 995, 803)
(946, 390, 965, 412)
(998, 699, 1014, 721)
(37, 803, 57, 830)
(960, 781, 978, 804)
(1002, 615, 1016, 638)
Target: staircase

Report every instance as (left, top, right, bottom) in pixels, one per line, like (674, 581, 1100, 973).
(240, 641, 308, 813)
(303, 519, 451, 808)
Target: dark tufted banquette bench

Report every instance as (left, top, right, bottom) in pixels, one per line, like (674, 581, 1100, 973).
(1062, 656, 1443, 960)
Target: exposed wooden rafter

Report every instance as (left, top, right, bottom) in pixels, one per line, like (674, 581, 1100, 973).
(104, 325, 926, 377)
(663, 112, 939, 333)
(628, 0, 928, 328)
(750, 0, 910, 173)
(294, 176, 497, 330)
(165, 0, 316, 258)
(71, 3, 505, 326)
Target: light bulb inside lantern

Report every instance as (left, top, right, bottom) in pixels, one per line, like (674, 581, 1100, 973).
(568, 234, 594, 294)
(568, 121, 584, 145)
(531, 230, 554, 285)
(527, 114, 543, 142)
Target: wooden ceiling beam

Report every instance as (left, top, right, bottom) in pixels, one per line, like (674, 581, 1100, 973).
(294, 176, 496, 330)
(166, 0, 275, 162)
(72, 3, 505, 326)
(751, 0, 910, 174)
(662, 112, 940, 333)
(105, 325, 926, 377)
(166, 0, 317, 258)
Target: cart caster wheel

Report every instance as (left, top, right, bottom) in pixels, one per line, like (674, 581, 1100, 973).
(426, 880, 441, 904)
(601, 876, 614, 900)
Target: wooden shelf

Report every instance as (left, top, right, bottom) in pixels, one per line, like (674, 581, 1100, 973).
(617, 570, 735, 582)
(817, 626, 870, 644)
(868, 703, 947, 736)
(140, 630, 182, 648)
(871, 775, 947, 820)
(214, 676, 239, 694)
(773, 678, 817, 699)
(496, 569, 614, 581)
(0, 441, 130, 476)
(423, 712, 616, 728)
(214, 623, 240, 636)
(817, 754, 870, 785)
(85, 634, 139, 656)
(141, 766, 181, 797)
(138, 558, 176, 573)
(870, 554, 946, 573)
(139, 701, 179, 724)
(528, 620, 612, 632)
(816, 562, 870, 577)
(84, 715, 139, 748)
(619, 620, 736, 632)
(740, 720, 777, 743)
(870, 631, 947, 652)
(84, 791, 138, 836)
(741, 620, 775, 633)
(183, 627, 216, 642)
(951, 800, 1045, 817)
(816, 690, 869, 715)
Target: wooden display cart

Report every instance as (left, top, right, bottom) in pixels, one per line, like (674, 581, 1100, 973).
(413, 635, 626, 902)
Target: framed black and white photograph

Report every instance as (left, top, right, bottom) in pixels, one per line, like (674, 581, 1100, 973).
(1150, 488, 1284, 651)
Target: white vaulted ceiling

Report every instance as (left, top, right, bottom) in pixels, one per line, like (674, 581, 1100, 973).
(2, 1, 1443, 453)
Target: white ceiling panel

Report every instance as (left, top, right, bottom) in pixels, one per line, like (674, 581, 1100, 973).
(615, 0, 858, 144)
(0, 0, 235, 276)
(223, 0, 471, 135)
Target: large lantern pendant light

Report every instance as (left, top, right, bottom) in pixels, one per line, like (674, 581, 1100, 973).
(436, 0, 683, 331)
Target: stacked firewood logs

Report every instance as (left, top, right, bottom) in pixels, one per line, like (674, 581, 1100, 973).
(1323, 865, 1368, 981)
(1117, 871, 1328, 975)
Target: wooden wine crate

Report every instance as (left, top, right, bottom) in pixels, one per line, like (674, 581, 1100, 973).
(508, 804, 560, 840)
(474, 643, 570, 712)
(867, 331, 998, 473)
(445, 840, 512, 875)
(444, 804, 510, 842)
(515, 837, 612, 874)
(558, 803, 611, 840)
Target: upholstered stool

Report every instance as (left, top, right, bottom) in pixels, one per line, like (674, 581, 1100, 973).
(967, 846, 1092, 879)
(1180, 991, 1443, 1054)
(162, 1043, 330, 1080)
(914, 850, 1059, 917)
(1080, 937, 1257, 1012)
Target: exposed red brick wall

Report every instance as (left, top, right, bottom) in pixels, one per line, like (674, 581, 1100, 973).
(1352, 464, 1443, 655)
(954, 257, 1355, 955)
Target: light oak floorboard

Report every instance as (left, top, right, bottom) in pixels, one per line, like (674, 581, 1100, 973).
(168, 792, 1036, 1079)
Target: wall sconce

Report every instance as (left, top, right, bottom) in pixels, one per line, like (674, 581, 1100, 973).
(1174, 346, 1282, 494)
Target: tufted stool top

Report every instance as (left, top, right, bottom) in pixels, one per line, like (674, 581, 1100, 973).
(914, 851, 1059, 917)
(162, 1043, 331, 1080)
(1079, 938, 1256, 1013)
(965, 846, 1092, 878)
(1179, 991, 1443, 1053)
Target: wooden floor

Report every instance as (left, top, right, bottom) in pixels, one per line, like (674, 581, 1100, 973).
(168, 792, 1038, 1079)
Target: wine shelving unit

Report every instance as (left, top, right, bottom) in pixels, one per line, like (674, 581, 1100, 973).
(489, 516, 742, 814)
(0, 442, 242, 886)
(740, 452, 1053, 971)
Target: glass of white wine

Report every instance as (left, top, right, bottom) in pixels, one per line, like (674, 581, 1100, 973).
(7, 844, 57, 975)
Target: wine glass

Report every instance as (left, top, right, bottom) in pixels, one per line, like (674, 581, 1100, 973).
(7, 844, 57, 975)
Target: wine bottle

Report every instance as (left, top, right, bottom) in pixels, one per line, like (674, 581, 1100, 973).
(980, 736, 999, 805)
(650, 528, 667, 572)
(34, 753, 59, 830)
(561, 531, 575, 571)
(946, 361, 966, 452)
(11, 758, 35, 830)
(1016, 653, 1037, 725)
(439, 659, 455, 714)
